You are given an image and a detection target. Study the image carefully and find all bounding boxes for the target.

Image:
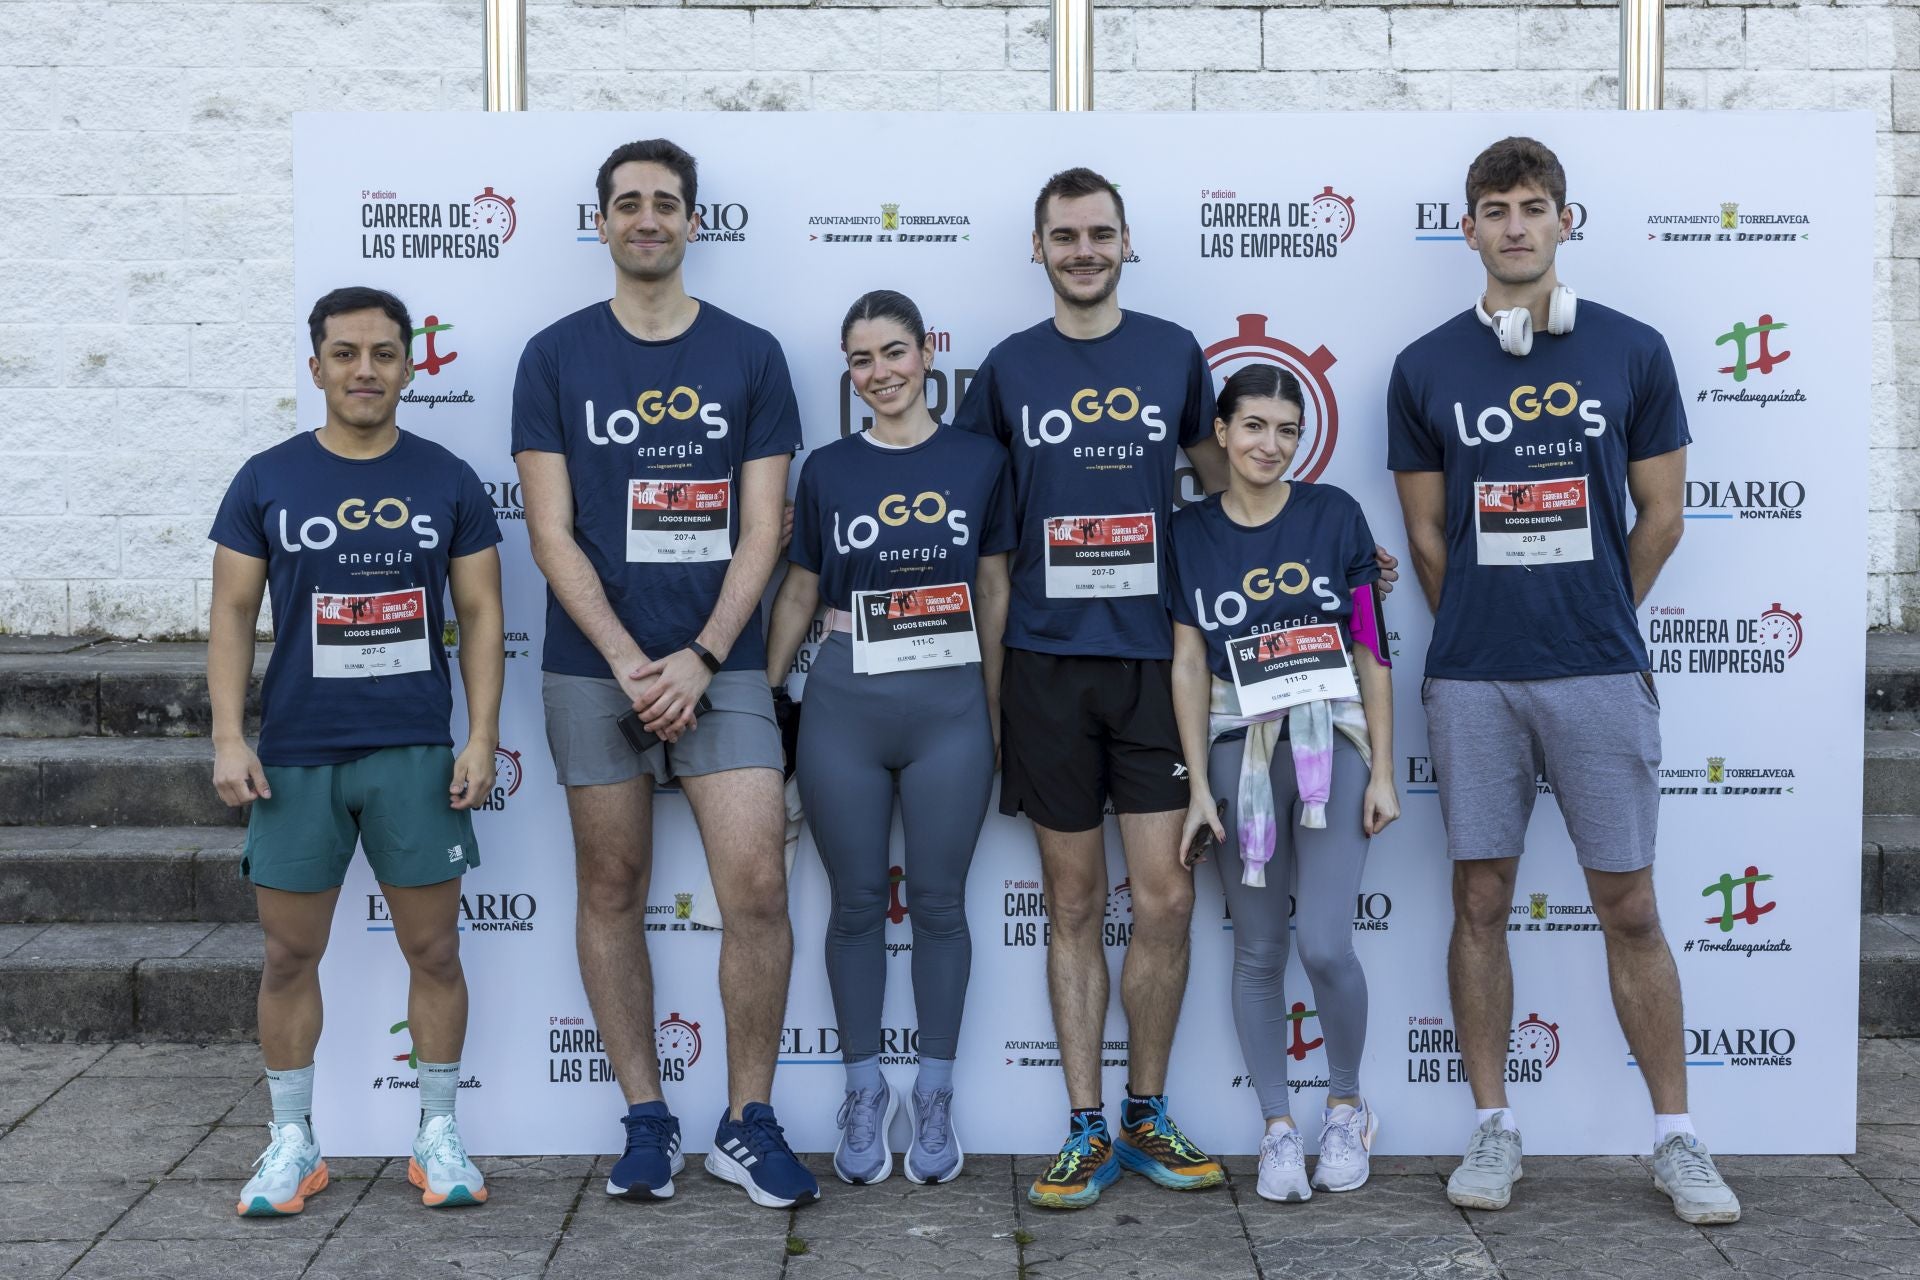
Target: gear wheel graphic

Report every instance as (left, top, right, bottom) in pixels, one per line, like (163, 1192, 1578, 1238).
(1203, 314, 1340, 482)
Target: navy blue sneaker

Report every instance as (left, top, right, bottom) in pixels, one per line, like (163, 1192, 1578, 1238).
(607, 1101, 683, 1199)
(705, 1102, 820, 1208)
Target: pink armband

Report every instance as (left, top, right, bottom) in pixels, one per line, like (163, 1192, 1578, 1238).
(1349, 582, 1390, 668)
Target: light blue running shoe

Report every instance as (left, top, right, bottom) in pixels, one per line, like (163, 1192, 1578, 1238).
(905, 1086, 964, 1184)
(832, 1078, 898, 1185)
(235, 1123, 328, 1217)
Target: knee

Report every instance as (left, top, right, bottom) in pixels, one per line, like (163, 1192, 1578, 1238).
(1044, 878, 1104, 936)
(399, 929, 463, 985)
(1231, 937, 1288, 987)
(1130, 875, 1195, 941)
(906, 882, 967, 940)
(829, 879, 889, 938)
(1452, 865, 1515, 934)
(261, 934, 324, 988)
(575, 857, 646, 915)
(721, 860, 790, 929)
(1296, 927, 1360, 986)
(1596, 887, 1662, 943)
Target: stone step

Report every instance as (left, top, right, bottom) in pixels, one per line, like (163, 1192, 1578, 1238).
(1865, 816, 1920, 915)
(1869, 632, 1920, 728)
(0, 827, 252, 923)
(1863, 916, 1920, 1037)
(0, 922, 260, 1041)
(0, 738, 244, 828)
(1867, 729, 1920, 817)
(0, 639, 263, 738)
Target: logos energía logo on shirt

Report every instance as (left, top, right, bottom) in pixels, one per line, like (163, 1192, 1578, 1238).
(1199, 184, 1355, 260)
(276, 497, 439, 558)
(583, 387, 729, 454)
(833, 490, 971, 560)
(1188, 559, 1340, 632)
(1018, 384, 1168, 458)
(361, 186, 516, 260)
(1203, 314, 1339, 482)
(1453, 380, 1608, 456)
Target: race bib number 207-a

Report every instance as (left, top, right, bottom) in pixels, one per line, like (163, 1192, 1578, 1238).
(628, 478, 732, 564)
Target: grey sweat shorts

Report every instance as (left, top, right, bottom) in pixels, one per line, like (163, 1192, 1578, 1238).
(1421, 671, 1661, 873)
(540, 669, 783, 788)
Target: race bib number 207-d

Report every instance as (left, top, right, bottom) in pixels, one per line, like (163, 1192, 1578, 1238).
(311, 588, 430, 679)
(1043, 512, 1158, 598)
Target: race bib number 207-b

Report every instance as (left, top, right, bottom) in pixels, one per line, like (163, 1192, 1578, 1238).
(1474, 477, 1593, 565)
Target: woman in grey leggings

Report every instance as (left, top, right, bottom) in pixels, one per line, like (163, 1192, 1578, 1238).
(1168, 364, 1400, 1204)
(765, 290, 1014, 1188)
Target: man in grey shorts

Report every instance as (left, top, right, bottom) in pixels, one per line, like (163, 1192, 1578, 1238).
(1388, 136, 1739, 1224)
(512, 138, 817, 1209)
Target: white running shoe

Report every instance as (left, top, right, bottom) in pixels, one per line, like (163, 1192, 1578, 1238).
(409, 1114, 489, 1207)
(1446, 1114, 1523, 1210)
(1650, 1133, 1741, 1224)
(1311, 1100, 1379, 1193)
(236, 1123, 328, 1217)
(1256, 1124, 1311, 1203)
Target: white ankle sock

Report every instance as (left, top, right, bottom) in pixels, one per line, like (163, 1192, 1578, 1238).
(1653, 1113, 1696, 1146)
(1266, 1116, 1295, 1135)
(1475, 1107, 1519, 1133)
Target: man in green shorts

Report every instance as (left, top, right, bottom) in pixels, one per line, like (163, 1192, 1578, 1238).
(207, 286, 505, 1216)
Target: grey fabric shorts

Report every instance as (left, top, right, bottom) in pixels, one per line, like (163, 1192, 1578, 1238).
(1421, 671, 1661, 873)
(540, 669, 783, 788)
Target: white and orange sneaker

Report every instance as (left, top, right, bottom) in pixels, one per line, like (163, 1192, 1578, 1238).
(236, 1123, 328, 1216)
(408, 1115, 488, 1208)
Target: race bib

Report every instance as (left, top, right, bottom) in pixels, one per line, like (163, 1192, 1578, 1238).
(852, 583, 981, 675)
(1227, 621, 1358, 716)
(310, 588, 430, 679)
(1043, 513, 1158, 598)
(627, 478, 732, 564)
(1474, 477, 1593, 565)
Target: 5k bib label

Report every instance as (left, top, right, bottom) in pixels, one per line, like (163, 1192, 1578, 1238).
(852, 583, 981, 674)
(1228, 621, 1357, 715)
(628, 478, 732, 564)
(311, 588, 430, 679)
(1044, 513, 1158, 598)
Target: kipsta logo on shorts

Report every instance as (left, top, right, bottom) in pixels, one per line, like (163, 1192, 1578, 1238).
(361, 186, 515, 260)
(1198, 185, 1355, 260)
(656, 1012, 703, 1080)
(1203, 315, 1338, 481)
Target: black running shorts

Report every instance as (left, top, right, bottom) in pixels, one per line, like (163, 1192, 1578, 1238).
(998, 648, 1188, 832)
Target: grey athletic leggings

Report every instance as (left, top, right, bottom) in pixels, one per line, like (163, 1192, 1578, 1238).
(796, 633, 995, 1062)
(1209, 732, 1372, 1120)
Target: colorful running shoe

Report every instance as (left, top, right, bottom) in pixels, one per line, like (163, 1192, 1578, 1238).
(1650, 1133, 1741, 1224)
(608, 1101, 684, 1200)
(408, 1114, 488, 1207)
(832, 1078, 898, 1186)
(1311, 1100, 1379, 1193)
(1115, 1096, 1225, 1190)
(1027, 1112, 1120, 1209)
(904, 1085, 963, 1185)
(705, 1103, 821, 1209)
(1256, 1124, 1311, 1203)
(236, 1122, 328, 1217)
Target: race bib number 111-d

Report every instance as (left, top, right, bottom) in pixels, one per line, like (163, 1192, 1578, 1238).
(1227, 621, 1358, 716)
(628, 478, 733, 564)
(1043, 512, 1158, 598)
(311, 588, 430, 679)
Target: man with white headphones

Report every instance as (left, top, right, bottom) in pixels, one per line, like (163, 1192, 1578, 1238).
(1387, 136, 1739, 1224)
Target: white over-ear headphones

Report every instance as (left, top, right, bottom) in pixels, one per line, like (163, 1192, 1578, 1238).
(1475, 285, 1577, 357)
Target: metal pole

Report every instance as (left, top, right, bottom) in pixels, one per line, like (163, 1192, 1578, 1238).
(1051, 0, 1093, 112)
(1619, 0, 1663, 109)
(484, 0, 526, 111)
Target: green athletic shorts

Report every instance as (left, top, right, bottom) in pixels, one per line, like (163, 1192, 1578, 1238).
(242, 744, 481, 893)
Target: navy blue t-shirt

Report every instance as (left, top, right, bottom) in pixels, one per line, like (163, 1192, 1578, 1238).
(952, 311, 1214, 660)
(1386, 301, 1689, 680)
(208, 430, 502, 766)
(1169, 484, 1381, 682)
(510, 300, 803, 677)
(789, 426, 1017, 610)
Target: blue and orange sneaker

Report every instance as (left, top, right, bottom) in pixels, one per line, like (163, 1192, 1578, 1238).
(236, 1122, 328, 1217)
(1115, 1096, 1224, 1190)
(408, 1114, 488, 1207)
(1027, 1111, 1120, 1209)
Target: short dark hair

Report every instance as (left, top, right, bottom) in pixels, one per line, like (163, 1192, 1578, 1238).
(307, 287, 411, 356)
(1033, 167, 1125, 235)
(840, 289, 927, 349)
(1216, 364, 1304, 425)
(598, 138, 698, 215)
(1465, 136, 1567, 217)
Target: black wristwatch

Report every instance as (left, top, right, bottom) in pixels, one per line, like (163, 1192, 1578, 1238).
(686, 640, 723, 674)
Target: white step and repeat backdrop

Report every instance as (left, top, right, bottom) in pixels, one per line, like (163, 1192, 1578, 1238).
(294, 111, 1870, 1156)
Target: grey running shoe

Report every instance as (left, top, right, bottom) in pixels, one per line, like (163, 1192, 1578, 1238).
(1446, 1114, 1523, 1210)
(832, 1080, 898, 1186)
(904, 1086, 964, 1184)
(1311, 1100, 1379, 1193)
(1256, 1125, 1311, 1203)
(1650, 1133, 1741, 1224)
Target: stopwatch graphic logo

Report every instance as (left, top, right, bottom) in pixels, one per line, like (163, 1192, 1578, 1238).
(1203, 314, 1340, 482)
(1308, 186, 1357, 243)
(472, 186, 517, 244)
(1757, 603, 1803, 659)
(1106, 878, 1132, 924)
(656, 1012, 703, 1067)
(493, 747, 523, 798)
(1514, 1013, 1560, 1068)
